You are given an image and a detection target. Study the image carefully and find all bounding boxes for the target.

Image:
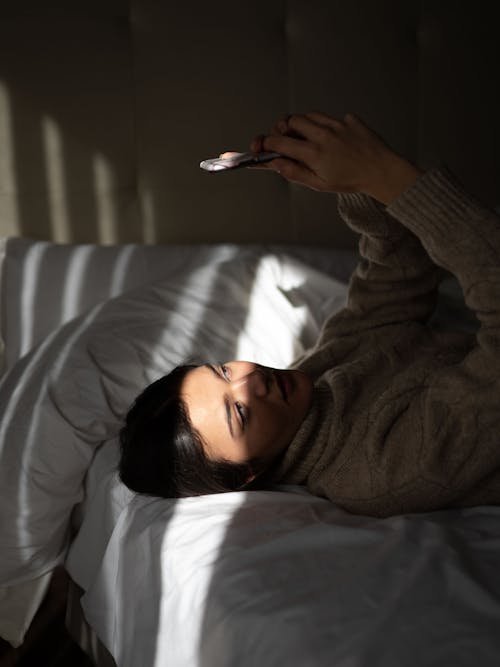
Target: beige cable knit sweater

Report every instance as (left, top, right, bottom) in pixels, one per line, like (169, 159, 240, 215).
(273, 168, 500, 517)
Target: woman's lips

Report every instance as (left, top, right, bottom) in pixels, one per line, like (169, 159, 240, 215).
(283, 371, 294, 400)
(275, 370, 293, 403)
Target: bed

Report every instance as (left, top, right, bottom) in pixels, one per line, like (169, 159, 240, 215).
(1, 236, 500, 667)
(1, 1, 500, 665)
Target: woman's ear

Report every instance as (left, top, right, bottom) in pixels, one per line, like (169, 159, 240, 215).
(237, 472, 257, 490)
(237, 458, 270, 490)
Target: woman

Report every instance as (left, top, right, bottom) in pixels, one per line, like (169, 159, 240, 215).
(119, 112, 500, 517)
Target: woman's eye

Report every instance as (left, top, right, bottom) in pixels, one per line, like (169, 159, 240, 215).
(220, 364, 231, 380)
(235, 402, 247, 428)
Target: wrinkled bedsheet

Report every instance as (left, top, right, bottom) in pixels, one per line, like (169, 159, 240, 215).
(68, 438, 500, 667)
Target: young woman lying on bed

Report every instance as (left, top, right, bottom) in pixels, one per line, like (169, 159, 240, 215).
(119, 111, 500, 518)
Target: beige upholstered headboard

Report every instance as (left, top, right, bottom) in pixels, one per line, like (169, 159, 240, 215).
(0, 1, 499, 247)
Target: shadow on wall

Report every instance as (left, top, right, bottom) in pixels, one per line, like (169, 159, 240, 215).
(0, 12, 140, 244)
(0, 6, 296, 246)
(1, 3, 500, 244)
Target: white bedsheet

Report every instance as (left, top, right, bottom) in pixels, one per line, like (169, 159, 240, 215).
(61, 245, 499, 667)
(67, 439, 500, 667)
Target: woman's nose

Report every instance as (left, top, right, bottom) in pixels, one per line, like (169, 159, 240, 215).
(231, 368, 269, 398)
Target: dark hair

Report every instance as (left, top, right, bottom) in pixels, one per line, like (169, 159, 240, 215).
(119, 364, 265, 498)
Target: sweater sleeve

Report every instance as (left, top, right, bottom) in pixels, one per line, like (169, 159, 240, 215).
(370, 167, 500, 512)
(302, 169, 500, 516)
(320, 190, 442, 340)
(387, 168, 500, 361)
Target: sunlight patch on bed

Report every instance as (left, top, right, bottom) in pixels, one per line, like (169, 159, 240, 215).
(234, 256, 313, 367)
(155, 493, 248, 663)
(61, 245, 94, 322)
(19, 243, 47, 358)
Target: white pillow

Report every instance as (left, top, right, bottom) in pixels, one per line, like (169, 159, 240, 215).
(0, 250, 349, 586)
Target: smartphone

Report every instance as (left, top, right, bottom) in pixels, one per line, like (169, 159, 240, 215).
(200, 151, 281, 172)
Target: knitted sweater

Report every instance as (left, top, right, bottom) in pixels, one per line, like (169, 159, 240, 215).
(273, 168, 500, 517)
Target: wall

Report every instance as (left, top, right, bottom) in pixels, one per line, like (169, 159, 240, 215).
(0, 1, 499, 246)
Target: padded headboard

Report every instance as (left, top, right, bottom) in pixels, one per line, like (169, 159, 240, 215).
(0, 1, 499, 246)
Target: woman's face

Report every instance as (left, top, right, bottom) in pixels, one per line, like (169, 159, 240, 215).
(181, 361, 313, 470)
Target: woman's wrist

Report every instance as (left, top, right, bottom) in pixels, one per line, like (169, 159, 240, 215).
(363, 155, 423, 206)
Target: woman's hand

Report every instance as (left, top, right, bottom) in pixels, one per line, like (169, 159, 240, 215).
(250, 112, 422, 205)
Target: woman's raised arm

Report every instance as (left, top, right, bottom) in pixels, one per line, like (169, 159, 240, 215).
(252, 112, 441, 337)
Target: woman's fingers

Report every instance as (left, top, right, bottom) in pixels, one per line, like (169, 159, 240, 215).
(248, 110, 410, 197)
(271, 114, 291, 136)
(303, 111, 375, 140)
(268, 158, 324, 190)
(250, 134, 265, 154)
(286, 114, 331, 143)
(253, 112, 330, 154)
(305, 111, 345, 133)
(344, 112, 366, 129)
(262, 133, 316, 164)
(250, 114, 290, 154)
(252, 110, 361, 154)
